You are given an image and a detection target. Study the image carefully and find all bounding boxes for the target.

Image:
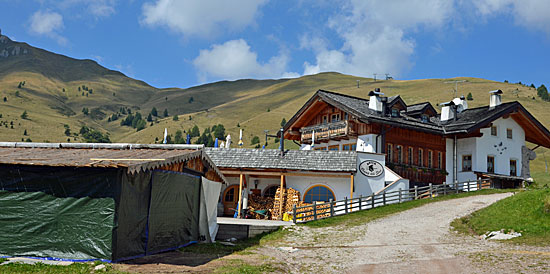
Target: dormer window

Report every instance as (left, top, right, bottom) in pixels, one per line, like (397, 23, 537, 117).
(421, 114, 429, 123)
(391, 108, 399, 117)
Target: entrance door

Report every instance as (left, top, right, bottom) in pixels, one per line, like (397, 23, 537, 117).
(222, 185, 239, 216)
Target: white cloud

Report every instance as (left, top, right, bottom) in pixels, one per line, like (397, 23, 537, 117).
(57, 0, 117, 18)
(302, 0, 454, 77)
(141, 0, 267, 37)
(472, 0, 550, 33)
(28, 10, 67, 45)
(193, 39, 297, 82)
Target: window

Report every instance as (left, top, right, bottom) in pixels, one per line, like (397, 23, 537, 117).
(418, 148, 424, 167)
(491, 126, 497, 136)
(343, 144, 350, 151)
(387, 144, 393, 163)
(331, 113, 340, 122)
(304, 185, 335, 203)
(344, 112, 349, 120)
(510, 159, 517, 176)
(421, 114, 429, 123)
(428, 150, 433, 168)
(438, 152, 442, 169)
(391, 108, 399, 117)
(263, 185, 278, 198)
(224, 187, 235, 202)
(487, 156, 495, 173)
(351, 144, 357, 151)
(507, 128, 513, 139)
(462, 155, 472, 171)
(322, 115, 328, 124)
(396, 145, 403, 163)
(408, 147, 413, 165)
(328, 145, 339, 151)
(314, 147, 327, 151)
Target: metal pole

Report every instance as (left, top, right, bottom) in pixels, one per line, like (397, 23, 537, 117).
(330, 199, 334, 217)
(455, 181, 459, 194)
(414, 186, 418, 200)
(453, 135, 458, 184)
(371, 193, 375, 208)
(467, 180, 470, 192)
(345, 197, 348, 214)
(429, 183, 433, 199)
(359, 195, 363, 210)
(383, 191, 386, 205)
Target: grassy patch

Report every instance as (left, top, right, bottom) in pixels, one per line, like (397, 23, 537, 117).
(0, 261, 124, 274)
(451, 188, 550, 245)
(212, 259, 280, 274)
(302, 189, 512, 228)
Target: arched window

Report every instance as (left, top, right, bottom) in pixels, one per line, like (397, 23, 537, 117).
(303, 185, 335, 203)
(263, 185, 279, 198)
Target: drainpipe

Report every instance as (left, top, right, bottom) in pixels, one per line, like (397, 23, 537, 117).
(280, 128, 284, 157)
(453, 135, 458, 183)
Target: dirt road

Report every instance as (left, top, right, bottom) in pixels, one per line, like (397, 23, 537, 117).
(265, 193, 550, 273)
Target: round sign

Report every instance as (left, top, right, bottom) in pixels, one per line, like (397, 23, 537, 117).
(359, 160, 384, 177)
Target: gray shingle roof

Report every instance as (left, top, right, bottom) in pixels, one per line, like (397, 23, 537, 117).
(205, 148, 357, 172)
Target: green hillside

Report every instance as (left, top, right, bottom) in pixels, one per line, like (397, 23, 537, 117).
(0, 33, 548, 183)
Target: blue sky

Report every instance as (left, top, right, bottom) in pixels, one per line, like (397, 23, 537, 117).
(1, 0, 550, 89)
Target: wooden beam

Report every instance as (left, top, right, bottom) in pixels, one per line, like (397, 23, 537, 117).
(279, 174, 284, 220)
(237, 173, 243, 218)
(220, 169, 352, 177)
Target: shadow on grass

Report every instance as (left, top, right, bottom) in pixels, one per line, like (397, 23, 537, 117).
(121, 230, 289, 268)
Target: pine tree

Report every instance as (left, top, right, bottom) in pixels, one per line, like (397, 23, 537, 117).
(172, 114, 179, 121)
(163, 108, 169, 117)
(151, 107, 158, 116)
(20, 110, 28, 119)
(23, 129, 27, 135)
(466, 92, 473, 101)
(147, 113, 153, 122)
(280, 118, 287, 127)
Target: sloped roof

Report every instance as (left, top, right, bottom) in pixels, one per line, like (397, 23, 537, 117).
(205, 148, 357, 172)
(0, 142, 226, 180)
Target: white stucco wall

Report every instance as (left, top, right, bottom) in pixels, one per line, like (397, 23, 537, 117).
(445, 117, 525, 183)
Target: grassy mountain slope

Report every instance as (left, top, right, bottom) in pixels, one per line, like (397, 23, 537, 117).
(0, 34, 548, 183)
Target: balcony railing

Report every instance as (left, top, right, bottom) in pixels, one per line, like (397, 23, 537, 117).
(300, 120, 356, 143)
(388, 164, 447, 184)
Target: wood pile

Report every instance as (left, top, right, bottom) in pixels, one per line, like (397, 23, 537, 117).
(295, 202, 331, 222)
(271, 187, 302, 220)
(248, 194, 274, 219)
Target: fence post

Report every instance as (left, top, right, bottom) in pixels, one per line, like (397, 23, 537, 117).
(398, 188, 402, 203)
(330, 199, 334, 217)
(313, 201, 317, 221)
(293, 204, 297, 224)
(429, 183, 433, 198)
(467, 180, 470, 192)
(414, 186, 418, 200)
(371, 193, 375, 208)
(345, 197, 349, 214)
(477, 180, 481, 191)
(383, 191, 386, 206)
(444, 183, 447, 196)
(359, 195, 363, 211)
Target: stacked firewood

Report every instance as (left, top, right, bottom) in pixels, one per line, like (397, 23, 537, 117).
(295, 201, 331, 222)
(271, 187, 302, 220)
(248, 194, 274, 219)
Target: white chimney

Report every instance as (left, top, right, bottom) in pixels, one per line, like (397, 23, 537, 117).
(440, 101, 456, 122)
(489, 89, 503, 108)
(452, 95, 468, 113)
(368, 88, 384, 112)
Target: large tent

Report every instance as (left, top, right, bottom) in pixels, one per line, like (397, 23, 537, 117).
(0, 142, 225, 262)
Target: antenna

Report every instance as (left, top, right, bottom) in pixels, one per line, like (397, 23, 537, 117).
(444, 80, 466, 98)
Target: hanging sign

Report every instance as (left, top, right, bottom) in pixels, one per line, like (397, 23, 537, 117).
(359, 160, 384, 177)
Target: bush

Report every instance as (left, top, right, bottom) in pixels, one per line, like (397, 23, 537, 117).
(173, 115, 179, 121)
(20, 110, 28, 119)
(251, 136, 260, 145)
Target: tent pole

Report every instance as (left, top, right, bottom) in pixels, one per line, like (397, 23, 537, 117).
(238, 173, 243, 218)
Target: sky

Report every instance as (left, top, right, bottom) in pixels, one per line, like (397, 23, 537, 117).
(1, 0, 550, 89)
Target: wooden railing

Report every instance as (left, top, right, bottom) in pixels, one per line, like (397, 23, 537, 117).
(292, 179, 492, 223)
(300, 120, 356, 143)
(389, 165, 447, 184)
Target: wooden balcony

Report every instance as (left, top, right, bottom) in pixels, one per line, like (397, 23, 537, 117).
(388, 164, 447, 184)
(300, 120, 356, 143)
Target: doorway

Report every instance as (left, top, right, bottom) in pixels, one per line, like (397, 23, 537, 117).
(222, 185, 239, 216)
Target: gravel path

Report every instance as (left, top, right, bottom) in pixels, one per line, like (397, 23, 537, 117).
(265, 193, 550, 273)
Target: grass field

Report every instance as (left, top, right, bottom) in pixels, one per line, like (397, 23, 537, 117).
(451, 188, 550, 246)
